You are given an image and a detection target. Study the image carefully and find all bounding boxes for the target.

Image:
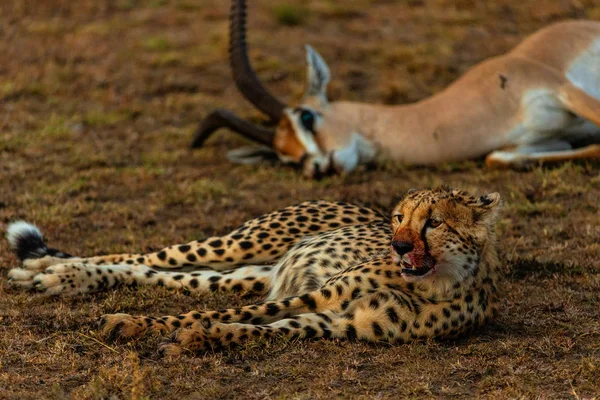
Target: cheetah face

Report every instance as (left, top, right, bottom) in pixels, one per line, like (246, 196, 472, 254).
(390, 188, 501, 285)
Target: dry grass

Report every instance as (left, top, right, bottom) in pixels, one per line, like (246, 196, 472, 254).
(1, 0, 599, 398)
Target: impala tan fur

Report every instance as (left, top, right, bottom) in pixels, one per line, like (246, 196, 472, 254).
(194, 1, 600, 178)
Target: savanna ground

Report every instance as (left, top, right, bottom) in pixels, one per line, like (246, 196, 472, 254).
(1, 0, 600, 398)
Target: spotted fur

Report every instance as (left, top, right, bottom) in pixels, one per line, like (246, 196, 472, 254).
(7, 188, 501, 355)
(7, 201, 382, 295)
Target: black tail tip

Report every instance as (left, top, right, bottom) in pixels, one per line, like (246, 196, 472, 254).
(6, 221, 48, 261)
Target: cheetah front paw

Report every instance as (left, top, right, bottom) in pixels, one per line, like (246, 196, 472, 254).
(158, 326, 214, 356)
(7, 256, 82, 290)
(8, 262, 96, 295)
(8, 262, 135, 296)
(99, 313, 170, 340)
(7, 268, 38, 289)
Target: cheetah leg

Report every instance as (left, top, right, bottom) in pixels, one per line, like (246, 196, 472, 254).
(158, 312, 343, 355)
(10, 261, 275, 297)
(8, 262, 127, 294)
(18, 201, 381, 273)
(99, 257, 420, 344)
(159, 291, 422, 355)
(8, 256, 84, 289)
(99, 258, 377, 340)
(99, 284, 338, 339)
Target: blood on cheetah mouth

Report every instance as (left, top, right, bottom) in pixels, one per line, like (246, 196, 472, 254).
(401, 260, 434, 277)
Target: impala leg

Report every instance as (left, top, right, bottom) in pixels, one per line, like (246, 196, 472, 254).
(486, 143, 600, 168)
(558, 84, 600, 128)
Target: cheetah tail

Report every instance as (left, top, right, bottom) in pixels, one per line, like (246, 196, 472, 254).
(6, 221, 73, 261)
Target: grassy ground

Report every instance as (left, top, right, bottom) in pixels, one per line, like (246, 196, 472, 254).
(1, 0, 600, 398)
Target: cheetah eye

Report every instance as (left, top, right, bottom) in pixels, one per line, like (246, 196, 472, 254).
(394, 214, 404, 224)
(427, 218, 443, 229)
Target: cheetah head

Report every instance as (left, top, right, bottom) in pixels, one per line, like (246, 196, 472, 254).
(390, 187, 501, 286)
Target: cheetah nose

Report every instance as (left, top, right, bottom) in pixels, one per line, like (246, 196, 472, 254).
(392, 241, 414, 256)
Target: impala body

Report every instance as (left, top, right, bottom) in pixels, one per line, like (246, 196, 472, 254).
(194, 2, 600, 178)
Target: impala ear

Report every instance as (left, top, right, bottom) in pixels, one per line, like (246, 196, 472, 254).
(304, 45, 330, 106)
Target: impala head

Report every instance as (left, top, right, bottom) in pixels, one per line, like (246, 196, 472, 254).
(273, 46, 376, 177)
(192, 0, 374, 178)
(390, 187, 501, 292)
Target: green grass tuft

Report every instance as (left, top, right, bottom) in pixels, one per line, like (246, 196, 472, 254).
(272, 4, 310, 26)
(142, 36, 172, 52)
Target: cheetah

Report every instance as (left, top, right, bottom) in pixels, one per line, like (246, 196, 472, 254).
(6, 187, 501, 355)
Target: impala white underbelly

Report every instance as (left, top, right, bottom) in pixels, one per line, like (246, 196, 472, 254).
(507, 84, 600, 147)
(505, 89, 574, 145)
(566, 37, 600, 100)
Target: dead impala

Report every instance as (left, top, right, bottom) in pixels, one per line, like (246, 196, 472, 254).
(192, 0, 600, 178)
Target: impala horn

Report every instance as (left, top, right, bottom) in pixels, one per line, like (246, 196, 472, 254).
(191, 0, 287, 149)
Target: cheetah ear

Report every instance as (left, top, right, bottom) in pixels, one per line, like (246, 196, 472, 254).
(476, 192, 501, 209)
(473, 192, 501, 224)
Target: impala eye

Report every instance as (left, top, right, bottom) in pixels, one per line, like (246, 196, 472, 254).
(428, 218, 442, 228)
(394, 214, 404, 224)
(300, 110, 315, 133)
